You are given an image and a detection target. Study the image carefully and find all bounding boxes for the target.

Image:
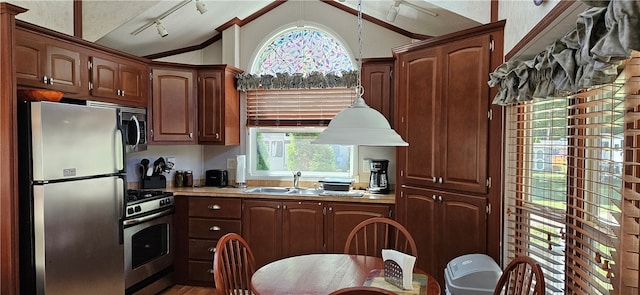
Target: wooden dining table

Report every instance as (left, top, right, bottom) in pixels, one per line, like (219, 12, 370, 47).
(250, 253, 441, 295)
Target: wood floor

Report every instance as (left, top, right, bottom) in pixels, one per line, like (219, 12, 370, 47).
(159, 285, 217, 295)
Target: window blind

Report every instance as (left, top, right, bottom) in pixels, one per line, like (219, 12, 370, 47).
(245, 88, 355, 126)
(505, 57, 639, 294)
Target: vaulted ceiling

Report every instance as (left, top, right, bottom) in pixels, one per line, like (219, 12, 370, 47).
(85, 0, 484, 58)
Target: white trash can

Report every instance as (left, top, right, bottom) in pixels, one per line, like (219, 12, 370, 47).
(444, 254, 502, 295)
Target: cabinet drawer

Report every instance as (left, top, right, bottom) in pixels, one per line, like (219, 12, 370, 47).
(189, 239, 217, 261)
(188, 260, 214, 283)
(189, 197, 241, 218)
(189, 218, 241, 239)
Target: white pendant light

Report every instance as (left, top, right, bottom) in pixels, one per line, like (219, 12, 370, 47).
(313, 0, 408, 146)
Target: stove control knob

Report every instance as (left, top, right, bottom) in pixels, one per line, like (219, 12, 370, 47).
(165, 198, 172, 205)
(160, 199, 165, 206)
(127, 208, 134, 214)
(134, 206, 141, 212)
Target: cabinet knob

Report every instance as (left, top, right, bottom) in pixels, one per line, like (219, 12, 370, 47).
(42, 76, 48, 84)
(189, 132, 193, 138)
(49, 78, 54, 85)
(209, 226, 221, 231)
(121, 90, 125, 96)
(208, 204, 221, 210)
(283, 205, 287, 209)
(438, 196, 443, 202)
(208, 247, 216, 253)
(208, 269, 214, 275)
(215, 133, 220, 139)
(432, 177, 437, 183)
(438, 177, 443, 184)
(432, 195, 436, 200)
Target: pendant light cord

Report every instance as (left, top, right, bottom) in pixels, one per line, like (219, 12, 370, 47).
(356, 0, 364, 98)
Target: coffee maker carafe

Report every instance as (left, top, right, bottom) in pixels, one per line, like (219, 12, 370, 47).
(368, 159, 389, 193)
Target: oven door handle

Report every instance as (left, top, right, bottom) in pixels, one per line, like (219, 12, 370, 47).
(123, 209, 174, 227)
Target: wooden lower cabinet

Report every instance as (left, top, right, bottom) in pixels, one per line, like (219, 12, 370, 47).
(242, 199, 391, 268)
(174, 196, 242, 286)
(397, 186, 487, 286)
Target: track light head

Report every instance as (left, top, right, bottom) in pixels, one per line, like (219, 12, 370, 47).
(386, 1, 400, 22)
(155, 20, 168, 37)
(195, 0, 207, 14)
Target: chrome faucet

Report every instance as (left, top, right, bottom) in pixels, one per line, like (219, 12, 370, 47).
(293, 171, 301, 188)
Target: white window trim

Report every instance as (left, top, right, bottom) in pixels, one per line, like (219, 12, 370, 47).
(246, 127, 358, 181)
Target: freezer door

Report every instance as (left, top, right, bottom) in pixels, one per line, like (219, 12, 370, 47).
(32, 176, 125, 295)
(30, 101, 124, 181)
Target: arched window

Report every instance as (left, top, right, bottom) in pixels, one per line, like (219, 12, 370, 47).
(252, 27, 355, 76)
(246, 27, 356, 180)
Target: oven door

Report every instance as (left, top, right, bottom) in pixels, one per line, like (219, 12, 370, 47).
(123, 210, 173, 289)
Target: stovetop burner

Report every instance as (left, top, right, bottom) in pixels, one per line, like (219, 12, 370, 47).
(125, 189, 174, 219)
(126, 189, 172, 203)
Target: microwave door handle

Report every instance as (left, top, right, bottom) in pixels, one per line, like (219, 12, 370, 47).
(131, 115, 141, 148)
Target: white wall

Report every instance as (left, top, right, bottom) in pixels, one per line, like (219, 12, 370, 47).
(10, 0, 73, 34)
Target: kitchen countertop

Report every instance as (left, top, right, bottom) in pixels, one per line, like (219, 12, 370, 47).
(166, 186, 395, 204)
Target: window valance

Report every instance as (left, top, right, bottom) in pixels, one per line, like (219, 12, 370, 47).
(489, 0, 640, 106)
(236, 70, 359, 91)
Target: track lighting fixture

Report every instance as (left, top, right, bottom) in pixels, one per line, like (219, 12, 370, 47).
(195, 0, 207, 14)
(156, 20, 168, 37)
(386, 1, 400, 22)
(386, 0, 438, 23)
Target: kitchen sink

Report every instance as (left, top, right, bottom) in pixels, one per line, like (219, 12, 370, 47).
(243, 187, 320, 196)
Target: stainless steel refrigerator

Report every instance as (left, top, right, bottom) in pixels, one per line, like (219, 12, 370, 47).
(19, 101, 126, 295)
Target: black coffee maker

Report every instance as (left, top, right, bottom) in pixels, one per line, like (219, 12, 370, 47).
(368, 159, 389, 193)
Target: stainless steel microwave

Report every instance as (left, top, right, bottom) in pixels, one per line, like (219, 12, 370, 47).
(87, 101, 148, 153)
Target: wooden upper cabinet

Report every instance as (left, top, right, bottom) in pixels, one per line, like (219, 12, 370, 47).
(197, 66, 242, 145)
(150, 67, 197, 143)
(361, 58, 394, 126)
(90, 56, 148, 107)
(15, 29, 87, 96)
(396, 34, 490, 194)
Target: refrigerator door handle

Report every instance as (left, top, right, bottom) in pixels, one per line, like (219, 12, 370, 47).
(115, 110, 126, 173)
(117, 175, 125, 245)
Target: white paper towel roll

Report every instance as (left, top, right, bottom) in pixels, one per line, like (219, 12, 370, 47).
(236, 155, 246, 184)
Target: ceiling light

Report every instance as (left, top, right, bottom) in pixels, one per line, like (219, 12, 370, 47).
(195, 0, 207, 14)
(313, 0, 408, 147)
(156, 20, 168, 37)
(386, 0, 438, 23)
(386, 1, 400, 22)
(130, 0, 191, 36)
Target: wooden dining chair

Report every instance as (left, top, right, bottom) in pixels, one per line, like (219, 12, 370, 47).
(493, 256, 546, 295)
(213, 233, 257, 295)
(344, 217, 418, 258)
(328, 286, 396, 295)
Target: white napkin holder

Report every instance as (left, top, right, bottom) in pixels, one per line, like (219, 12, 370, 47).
(382, 249, 416, 290)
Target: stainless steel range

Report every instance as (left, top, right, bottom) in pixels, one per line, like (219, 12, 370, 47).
(123, 189, 175, 295)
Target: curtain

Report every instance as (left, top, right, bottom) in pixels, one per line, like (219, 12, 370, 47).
(489, 0, 640, 106)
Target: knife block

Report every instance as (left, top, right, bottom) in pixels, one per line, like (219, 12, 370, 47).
(141, 175, 166, 189)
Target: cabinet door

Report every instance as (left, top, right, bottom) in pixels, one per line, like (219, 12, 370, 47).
(198, 68, 240, 145)
(15, 32, 46, 88)
(436, 191, 487, 285)
(242, 200, 282, 268)
(439, 35, 490, 193)
(198, 70, 224, 143)
(361, 60, 393, 126)
(325, 203, 390, 253)
(150, 68, 196, 143)
(397, 47, 441, 188)
(46, 45, 83, 94)
(118, 62, 147, 107)
(397, 186, 437, 275)
(282, 201, 324, 257)
(91, 57, 119, 99)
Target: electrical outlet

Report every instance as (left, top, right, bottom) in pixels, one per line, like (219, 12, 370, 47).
(166, 156, 176, 168)
(362, 159, 370, 172)
(227, 158, 237, 169)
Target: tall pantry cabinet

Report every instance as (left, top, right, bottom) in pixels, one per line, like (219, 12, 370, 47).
(392, 21, 505, 285)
